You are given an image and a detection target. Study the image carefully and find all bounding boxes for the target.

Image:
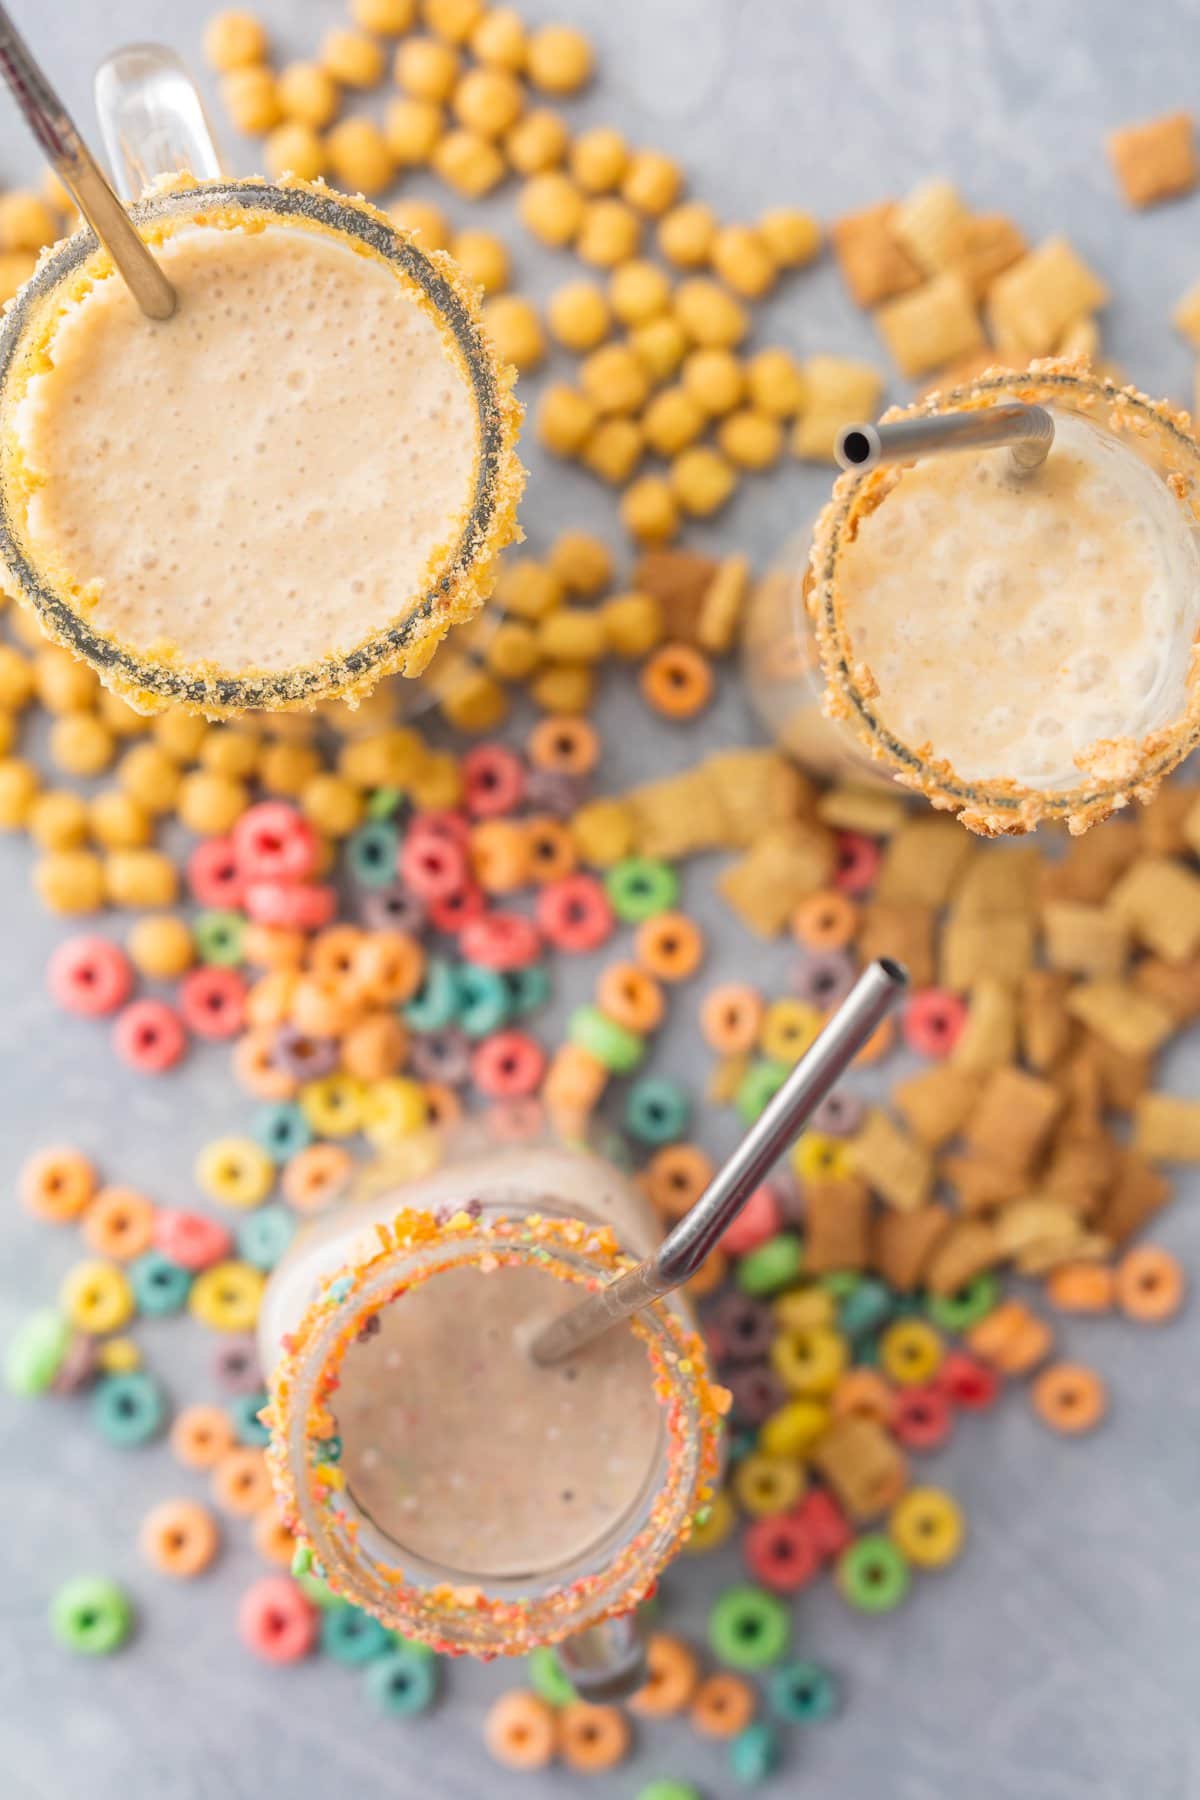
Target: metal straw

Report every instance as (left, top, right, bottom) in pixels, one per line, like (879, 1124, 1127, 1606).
(0, 5, 175, 320)
(835, 402, 1054, 476)
(530, 958, 908, 1367)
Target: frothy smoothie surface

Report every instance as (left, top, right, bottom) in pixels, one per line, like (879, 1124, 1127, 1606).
(13, 223, 479, 673)
(335, 1264, 664, 1580)
(835, 410, 1200, 789)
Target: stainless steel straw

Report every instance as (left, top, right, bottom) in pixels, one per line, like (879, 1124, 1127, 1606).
(835, 402, 1054, 476)
(0, 5, 175, 319)
(530, 957, 907, 1366)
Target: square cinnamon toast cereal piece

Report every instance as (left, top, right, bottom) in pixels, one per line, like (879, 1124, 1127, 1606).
(939, 1153, 1027, 1215)
(792, 356, 886, 463)
(1042, 1134, 1117, 1220)
(1133, 1092, 1200, 1161)
(875, 816, 974, 908)
(872, 1203, 953, 1290)
(1138, 782, 1196, 855)
(717, 820, 835, 936)
(1019, 970, 1075, 1072)
(1039, 818, 1140, 904)
(1096, 1148, 1171, 1241)
(953, 846, 1040, 918)
(951, 978, 1017, 1071)
(1108, 111, 1198, 209)
(1057, 314, 1101, 360)
(1134, 954, 1200, 1025)
(924, 1218, 1003, 1296)
(1041, 901, 1130, 978)
(627, 766, 722, 859)
(1079, 1035, 1153, 1114)
(696, 554, 751, 655)
(963, 1066, 1063, 1175)
(810, 1416, 907, 1522)
(635, 547, 720, 642)
(705, 747, 814, 846)
(1065, 981, 1174, 1058)
(891, 178, 971, 273)
(803, 1176, 871, 1274)
(1107, 855, 1200, 961)
(830, 201, 924, 308)
(987, 238, 1109, 357)
(952, 214, 1027, 298)
(848, 1109, 933, 1212)
(858, 902, 935, 989)
(875, 272, 984, 379)
(816, 783, 907, 837)
(940, 912, 1035, 990)
(892, 1065, 984, 1148)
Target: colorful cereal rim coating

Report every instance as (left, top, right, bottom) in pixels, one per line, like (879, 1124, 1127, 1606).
(0, 173, 525, 717)
(265, 1205, 727, 1656)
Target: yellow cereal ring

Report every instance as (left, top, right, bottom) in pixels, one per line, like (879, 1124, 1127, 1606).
(60, 1260, 136, 1335)
(196, 1138, 276, 1210)
(300, 1074, 368, 1139)
(879, 1319, 944, 1387)
(189, 1261, 266, 1333)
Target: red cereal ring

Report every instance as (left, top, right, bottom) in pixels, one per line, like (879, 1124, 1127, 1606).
(463, 744, 526, 817)
(232, 802, 319, 884)
(425, 883, 486, 934)
(179, 967, 249, 1040)
(112, 998, 187, 1074)
(535, 873, 614, 952)
(794, 1486, 853, 1560)
(891, 1383, 954, 1451)
(719, 1181, 782, 1256)
(471, 1029, 547, 1098)
(743, 1513, 820, 1594)
(237, 1575, 318, 1664)
(833, 831, 881, 895)
(903, 989, 968, 1057)
(154, 1208, 234, 1271)
(243, 881, 336, 931)
(936, 1350, 1000, 1411)
(408, 809, 471, 849)
(187, 837, 245, 908)
(47, 935, 133, 1017)
(458, 912, 543, 971)
(400, 829, 470, 900)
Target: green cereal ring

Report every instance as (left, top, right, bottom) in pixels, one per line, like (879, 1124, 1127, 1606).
(295, 1569, 341, 1610)
(454, 963, 511, 1038)
(569, 1004, 645, 1075)
(347, 819, 401, 888)
(736, 1233, 803, 1298)
(91, 1371, 166, 1448)
(605, 857, 679, 923)
(193, 909, 246, 967)
(129, 1251, 191, 1318)
(729, 1721, 779, 1785)
(402, 957, 458, 1031)
(769, 1659, 840, 1724)
(320, 1602, 392, 1665)
(364, 1645, 438, 1716)
(624, 1075, 691, 1145)
(505, 965, 551, 1017)
(51, 1576, 133, 1656)
(926, 1272, 999, 1333)
(527, 1645, 576, 1706)
(735, 1059, 789, 1124)
(639, 1784, 702, 1800)
(4, 1309, 70, 1396)
(708, 1585, 790, 1670)
(836, 1535, 910, 1613)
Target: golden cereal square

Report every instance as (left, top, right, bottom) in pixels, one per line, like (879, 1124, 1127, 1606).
(830, 202, 924, 308)
(876, 816, 974, 908)
(1065, 980, 1175, 1058)
(1108, 111, 1198, 209)
(1108, 855, 1200, 961)
(987, 238, 1109, 356)
(1133, 1093, 1200, 1161)
(802, 355, 886, 419)
(891, 178, 972, 273)
(849, 1108, 934, 1212)
(875, 272, 984, 378)
(1041, 901, 1131, 978)
(717, 821, 835, 937)
(952, 213, 1028, 298)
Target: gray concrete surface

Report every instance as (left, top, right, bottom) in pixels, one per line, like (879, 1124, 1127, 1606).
(2, 1, 1200, 1796)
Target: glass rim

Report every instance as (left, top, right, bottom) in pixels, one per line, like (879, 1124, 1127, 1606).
(810, 361, 1200, 835)
(0, 174, 524, 716)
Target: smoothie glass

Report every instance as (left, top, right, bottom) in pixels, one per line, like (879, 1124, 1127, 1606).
(0, 46, 522, 716)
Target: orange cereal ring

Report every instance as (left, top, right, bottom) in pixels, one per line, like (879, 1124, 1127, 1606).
(245, 969, 298, 1030)
(685, 1248, 727, 1300)
(484, 1691, 558, 1771)
(470, 819, 532, 894)
(138, 1498, 220, 1578)
(241, 924, 307, 969)
(351, 931, 425, 1004)
(640, 641, 714, 719)
(232, 1026, 299, 1101)
(1044, 1262, 1115, 1314)
(1031, 1362, 1107, 1436)
(422, 1081, 462, 1131)
(289, 974, 357, 1038)
(854, 1015, 894, 1066)
(528, 714, 601, 776)
(558, 1702, 630, 1772)
(211, 1446, 274, 1517)
(831, 1368, 894, 1426)
(690, 1671, 757, 1738)
(251, 1502, 297, 1568)
(525, 816, 578, 884)
(645, 1143, 714, 1219)
(635, 910, 705, 982)
(1115, 1246, 1184, 1323)
(596, 961, 664, 1034)
(341, 1012, 408, 1082)
(308, 925, 366, 988)
(630, 1632, 700, 1715)
(19, 1147, 97, 1223)
(281, 1144, 354, 1213)
(170, 1403, 237, 1470)
(792, 889, 858, 952)
(81, 1186, 156, 1261)
(700, 983, 764, 1054)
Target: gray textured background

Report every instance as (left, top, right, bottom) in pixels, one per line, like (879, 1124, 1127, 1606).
(2, 1, 1200, 1797)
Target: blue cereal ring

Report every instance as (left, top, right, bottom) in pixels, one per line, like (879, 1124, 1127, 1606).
(92, 1372, 166, 1448)
(364, 1646, 438, 1716)
(228, 1389, 271, 1448)
(235, 1204, 296, 1273)
(320, 1602, 392, 1665)
(129, 1252, 192, 1318)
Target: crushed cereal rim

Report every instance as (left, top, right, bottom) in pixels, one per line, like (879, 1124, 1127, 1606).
(0, 174, 524, 718)
(809, 358, 1200, 837)
(264, 1204, 726, 1657)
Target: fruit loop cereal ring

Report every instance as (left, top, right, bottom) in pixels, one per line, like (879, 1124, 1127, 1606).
(808, 1089, 865, 1137)
(792, 1131, 852, 1184)
(470, 819, 532, 894)
(153, 1208, 232, 1271)
(484, 1691, 559, 1770)
(360, 887, 425, 939)
(640, 642, 714, 718)
(129, 1251, 192, 1317)
(729, 1718, 780, 1782)
(645, 1143, 714, 1219)
(903, 989, 968, 1058)
(568, 1003, 644, 1075)
(187, 837, 244, 908)
(319, 1600, 391, 1665)
(138, 1499, 220, 1578)
(760, 999, 821, 1066)
(1031, 1362, 1108, 1435)
(232, 802, 319, 884)
(559, 1702, 631, 1772)
(229, 1389, 271, 1447)
(251, 1503, 296, 1568)
(1115, 1246, 1185, 1323)
(635, 912, 704, 983)
(463, 743, 527, 817)
(365, 1646, 439, 1716)
(236, 1203, 296, 1273)
(92, 1371, 166, 1447)
(926, 1273, 1000, 1334)
(179, 967, 249, 1041)
(282, 1137, 356, 1213)
(700, 983, 764, 1054)
(836, 1534, 910, 1613)
(606, 856, 679, 922)
(593, 962, 662, 1036)
(308, 925, 365, 989)
(403, 957, 459, 1031)
(459, 912, 542, 970)
(189, 1261, 266, 1333)
(299, 1074, 367, 1138)
(170, 1403, 236, 1469)
(630, 1633, 699, 1715)
(936, 1351, 1000, 1411)
(743, 1515, 820, 1595)
(707, 1586, 790, 1670)
(879, 1319, 944, 1387)
(213, 1446, 274, 1517)
(736, 1235, 804, 1300)
(51, 1576, 133, 1656)
(793, 948, 857, 1012)
(505, 964, 551, 1018)
(346, 820, 400, 889)
(795, 1487, 853, 1560)
(20, 1147, 97, 1223)
(400, 827, 470, 900)
(237, 1575, 318, 1663)
(452, 964, 512, 1039)
(891, 1384, 954, 1452)
(408, 1027, 472, 1086)
(361, 1080, 427, 1149)
(831, 1367, 894, 1425)
(193, 909, 246, 968)
(792, 890, 857, 953)
(719, 1183, 781, 1257)
(731, 1450, 803, 1515)
(771, 1326, 847, 1396)
(427, 883, 488, 935)
(197, 1138, 276, 1210)
(470, 1029, 547, 1098)
(535, 872, 614, 951)
(252, 1101, 313, 1164)
(1044, 1262, 1115, 1313)
(625, 1075, 691, 1146)
(60, 1260, 135, 1335)
(234, 1027, 300, 1101)
(272, 1024, 340, 1082)
(529, 715, 600, 776)
(769, 1660, 839, 1725)
(81, 1186, 155, 1261)
(244, 880, 336, 932)
(888, 1487, 964, 1569)
(212, 1334, 263, 1395)
(832, 832, 881, 895)
(47, 936, 133, 1018)
(690, 1672, 756, 1739)
(112, 999, 187, 1074)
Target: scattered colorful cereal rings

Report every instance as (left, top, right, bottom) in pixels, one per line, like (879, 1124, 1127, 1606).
(19, 1146, 97, 1223)
(559, 1701, 631, 1772)
(635, 911, 704, 982)
(170, 1403, 236, 1470)
(742, 1515, 820, 1595)
(320, 1601, 392, 1665)
(832, 832, 881, 895)
(187, 837, 244, 908)
(936, 1350, 1001, 1412)
(196, 1137, 276, 1210)
(879, 1318, 944, 1387)
(1030, 1361, 1107, 1435)
(536, 872, 615, 951)
(189, 1261, 266, 1333)
(281, 1143, 355, 1210)
(4, 1308, 70, 1397)
(1114, 1246, 1184, 1323)
(484, 1690, 559, 1768)
(700, 983, 764, 1054)
(47, 935, 133, 1017)
(625, 1075, 691, 1145)
(640, 642, 714, 719)
(212, 1447, 274, 1516)
(51, 1576, 133, 1656)
(232, 802, 320, 884)
(237, 1575, 318, 1663)
(345, 819, 401, 889)
(129, 1251, 192, 1317)
(792, 889, 858, 952)
(569, 1003, 645, 1075)
(891, 1384, 954, 1452)
(903, 989, 968, 1058)
(112, 998, 187, 1074)
(139, 1499, 220, 1578)
(153, 1208, 233, 1272)
(459, 911, 543, 970)
(690, 1671, 757, 1739)
(60, 1260, 135, 1335)
(454, 963, 513, 1037)
(769, 1659, 839, 1725)
(243, 879, 336, 931)
(193, 909, 246, 968)
(463, 743, 527, 818)
(605, 857, 679, 923)
(888, 1486, 964, 1568)
(630, 1632, 700, 1716)
(235, 1204, 296, 1272)
(470, 1028, 547, 1098)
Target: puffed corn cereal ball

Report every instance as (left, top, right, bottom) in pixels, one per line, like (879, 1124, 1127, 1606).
(395, 36, 460, 101)
(129, 915, 195, 980)
(433, 130, 506, 198)
(758, 206, 821, 267)
(746, 348, 808, 417)
(28, 791, 89, 851)
(576, 198, 642, 268)
(389, 199, 451, 248)
(119, 744, 182, 815)
(34, 849, 105, 915)
(0, 712, 16, 757)
(530, 664, 594, 714)
(351, 0, 416, 30)
(89, 791, 153, 851)
(548, 532, 613, 597)
(546, 281, 611, 352)
(277, 63, 341, 129)
(581, 417, 643, 484)
(326, 119, 395, 195)
(98, 692, 151, 740)
(570, 128, 629, 194)
(682, 346, 746, 415)
(711, 223, 777, 298)
(384, 96, 443, 163)
(50, 713, 116, 779)
(537, 609, 607, 664)
(203, 10, 268, 72)
(177, 772, 249, 836)
(440, 667, 508, 733)
(495, 559, 565, 620)
(505, 109, 568, 175)
(451, 230, 510, 294)
(620, 476, 679, 545)
(470, 5, 526, 67)
(629, 316, 688, 382)
(321, 27, 385, 88)
(0, 644, 33, 710)
(486, 619, 541, 681)
(301, 773, 364, 837)
(675, 278, 748, 348)
(0, 190, 58, 252)
(580, 342, 650, 415)
(482, 295, 546, 371)
(36, 648, 99, 715)
(672, 444, 737, 515)
(200, 727, 261, 780)
(643, 386, 706, 457)
(153, 710, 207, 763)
(526, 24, 594, 95)
(423, 0, 485, 42)
(719, 408, 783, 469)
(622, 149, 683, 215)
(221, 67, 281, 134)
(537, 385, 599, 455)
(105, 849, 179, 910)
(519, 171, 585, 247)
(609, 259, 671, 325)
(602, 592, 665, 659)
(453, 66, 523, 136)
(657, 200, 717, 268)
(570, 797, 636, 866)
(263, 123, 326, 182)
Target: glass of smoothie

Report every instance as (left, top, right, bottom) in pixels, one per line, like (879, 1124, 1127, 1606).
(746, 361, 1200, 834)
(260, 1124, 725, 1674)
(0, 47, 523, 717)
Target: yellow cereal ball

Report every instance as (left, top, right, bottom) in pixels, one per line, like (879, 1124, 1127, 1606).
(88, 790, 153, 850)
(719, 408, 784, 470)
(581, 417, 644, 484)
(0, 711, 15, 757)
(423, 0, 484, 41)
(27, 790, 89, 851)
(439, 667, 508, 733)
(263, 123, 326, 181)
(301, 773, 365, 837)
(495, 559, 565, 620)
(384, 96, 443, 163)
(35, 647, 99, 715)
(351, 0, 416, 30)
(259, 739, 323, 797)
(548, 532, 613, 598)
(711, 223, 777, 299)
(203, 10, 269, 72)
(0, 191, 57, 252)
(530, 663, 595, 714)
(49, 712, 116, 778)
(519, 171, 585, 247)
(128, 914, 195, 980)
(176, 770, 249, 836)
(629, 315, 688, 382)
(682, 347, 745, 415)
(746, 347, 808, 418)
(622, 149, 682, 216)
(675, 278, 748, 348)
(0, 251, 35, 303)
(152, 709, 207, 764)
(671, 444, 737, 516)
(470, 6, 527, 69)
(432, 129, 506, 198)
(453, 66, 523, 137)
(200, 727, 261, 780)
(537, 384, 599, 456)
(34, 849, 105, 915)
(326, 118, 395, 195)
(758, 206, 821, 268)
(576, 197, 642, 268)
(537, 608, 607, 664)
(546, 280, 611, 351)
(579, 342, 650, 415)
(602, 591, 665, 659)
(389, 198, 451, 248)
(505, 108, 568, 175)
(657, 200, 717, 269)
(526, 24, 594, 95)
(0, 643, 34, 710)
(119, 744, 182, 815)
(277, 63, 341, 129)
(569, 127, 629, 194)
(642, 385, 706, 457)
(485, 617, 541, 681)
(221, 66, 282, 134)
(321, 27, 385, 88)
(104, 848, 179, 910)
(620, 474, 679, 544)
(97, 690, 150, 739)
(482, 295, 546, 371)
(450, 230, 510, 294)
(0, 757, 38, 828)
(609, 259, 671, 326)
(394, 36, 460, 102)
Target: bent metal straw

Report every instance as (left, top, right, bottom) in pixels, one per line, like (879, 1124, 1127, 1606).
(835, 401, 1055, 476)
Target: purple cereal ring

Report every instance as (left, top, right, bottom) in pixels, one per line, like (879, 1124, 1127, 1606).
(726, 1365, 788, 1426)
(272, 1025, 340, 1082)
(408, 1027, 472, 1086)
(708, 1293, 775, 1365)
(213, 1334, 263, 1395)
(808, 1089, 865, 1138)
(358, 882, 426, 935)
(793, 948, 857, 1011)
